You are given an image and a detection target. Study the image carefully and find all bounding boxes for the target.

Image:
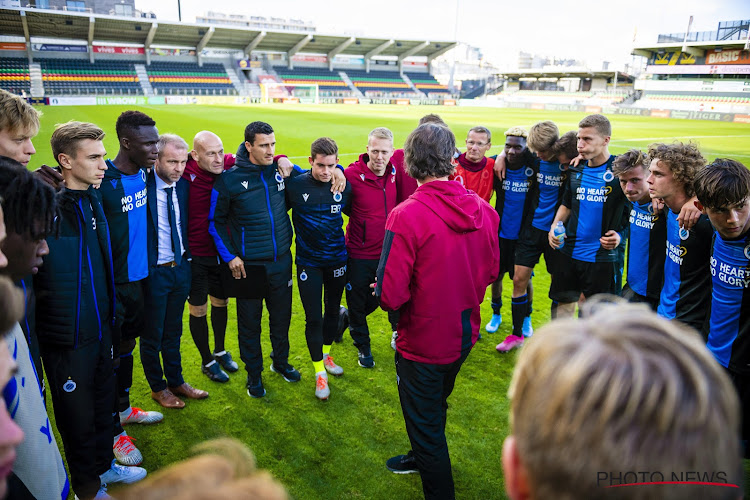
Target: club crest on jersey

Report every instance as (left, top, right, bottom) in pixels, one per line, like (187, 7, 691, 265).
(679, 227, 690, 241)
(525, 167, 534, 177)
(241, 181, 249, 190)
(647, 204, 656, 215)
(391, 166, 396, 175)
(303, 193, 309, 202)
(140, 170, 147, 183)
(63, 379, 76, 393)
(333, 192, 342, 203)
(275, 172, 284, 184)
(744, 243, 750, 260)
(299, 270, 308, 281)
(190, 174, 196, 182)
(603, 171, 615, 183)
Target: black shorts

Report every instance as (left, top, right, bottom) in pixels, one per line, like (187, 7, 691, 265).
(498, 237, 517, 278)
(621, 283, 659, 311)
(114, 279, 145, 341)
(188, 255, 228, 306)
(515, 225, 560, 275)
(549, 253, 618, 303)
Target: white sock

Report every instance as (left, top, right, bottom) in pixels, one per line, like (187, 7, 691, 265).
(204, 360, 217, 367)
(214, 350, 227, 356)
(119, 407, 133, 418)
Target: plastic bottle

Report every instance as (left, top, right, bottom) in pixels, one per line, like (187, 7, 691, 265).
(553, 221, 566, 249)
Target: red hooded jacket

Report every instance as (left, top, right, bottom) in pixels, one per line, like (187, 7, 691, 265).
(344, 153, 398, 260)
(376, 180, 499, 364)
(391, 148, 418, 204)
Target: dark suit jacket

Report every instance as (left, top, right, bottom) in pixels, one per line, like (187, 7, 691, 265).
(146, 171, 191, 270)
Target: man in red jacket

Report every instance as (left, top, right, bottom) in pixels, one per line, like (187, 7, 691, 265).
(376, 123, 500, 500)
(344, 127, 400, 368)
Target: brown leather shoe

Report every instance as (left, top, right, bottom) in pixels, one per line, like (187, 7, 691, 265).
(151, 389, 185, 409)
(168, 382, 209, 400)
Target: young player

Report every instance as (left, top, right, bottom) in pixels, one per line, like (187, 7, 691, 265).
(647, 142, 712, 331)
(612, 149, 666, 310)
(695, 158, 750, 456)
(547, 115, 629, 317)
(286, 138, 352, 400)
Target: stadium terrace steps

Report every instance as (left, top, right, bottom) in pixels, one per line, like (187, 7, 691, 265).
(134, 64, 153, 96)
(400, 73, 424, 97)
(276, 67, 350, 91)
(29, 63, 43, 97)
(339, 71, 364, 98)
(345, 70, 419, 97)
(0, 57, 31, 95)
(222, 62, 246, 95)
(404, 72, 451, 95)
(147, 61, 236, 94)
(38, 58, 141, 95)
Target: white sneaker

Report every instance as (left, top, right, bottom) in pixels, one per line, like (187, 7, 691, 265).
(323, 353, 344, 376)
(390, 331, 398, 351)
(100, 459, 147, 485)
(75, 485, 112, 500)
(113, 432, 143, 466)
(315, 372, 330, 401)
(119, 406, 163, 425)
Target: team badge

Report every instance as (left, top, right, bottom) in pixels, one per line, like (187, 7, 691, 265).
(360, 174, 365, 182)
(190, 174, 196, 182)
(647, 204, 656, 215)
(679, 227, 690, 241)
(299, 270, 308, 282)
(346, 283, 352, 291)
(333, 192, 342, 202)
(241, 181, 249, 189)
(559, 164, 567, 172)
(63, 379, 76, 393)
(275, 172, 284, 184)
(744, 243, 750, 260)
(525, 167, 534, 177)
(140, 170, 147, 183)
(392, 166, 396, 175)
(602, 171, 615, 183)
(303, 193, 309, 202)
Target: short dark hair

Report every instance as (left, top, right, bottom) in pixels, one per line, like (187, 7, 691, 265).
(579, 114, 611, 137)
(0, 156, 57, 239)
(50, 121, 105, 165)
(612, 149, 649, 178)
(115, 110, 156, 140)
(552, 131, 578, 162)
(694, 158, 750, 210)
(403, 123, 455, 181)
(647, 142, 705, 198)
(244, 121, 274, 145)
(418, 114, 445, 126)
(310, 137, 338, 158)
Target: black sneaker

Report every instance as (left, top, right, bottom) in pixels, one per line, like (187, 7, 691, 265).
(357, 346, 375, 368)
(386, 451, 418, 474)
(202, 361, 229, 383)
(334, 306, 349, 343)
(270, 363, 301, 383)
(214, 351, 239, 373)
(246, 376, 266, 398)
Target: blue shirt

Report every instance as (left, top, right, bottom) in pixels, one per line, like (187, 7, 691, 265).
(531, 160, 566, 231)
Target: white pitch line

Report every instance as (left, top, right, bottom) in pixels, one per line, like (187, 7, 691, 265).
(612, 134, 750, 143)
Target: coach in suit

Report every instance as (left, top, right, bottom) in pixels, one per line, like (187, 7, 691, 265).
(142, 134, 208, 409)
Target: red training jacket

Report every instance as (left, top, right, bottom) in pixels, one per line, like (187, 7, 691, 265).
(449, 153, 495, 203)
(391, 148, 418, 204)
(344, 153, 398, 260)
(376, 180, 499, 364)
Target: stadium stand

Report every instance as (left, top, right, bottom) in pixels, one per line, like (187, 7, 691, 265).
(404, 72, 450, 96)
(0, 57, 31, 96)
(346, 70, 418, 98)
(147, 61, 236, 95)
(275, 67, 353, 97)
(39, 58, 140, 96)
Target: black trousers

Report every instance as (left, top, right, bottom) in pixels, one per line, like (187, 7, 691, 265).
(346, 257, 398, 349)
(237, 251, 293, 377)
(297, 262, 347, 362)
(42, 339, 114, 499)
(112, 279, 145, 436)
(141, 259, 191, 392)
(396, 350, 470, 500)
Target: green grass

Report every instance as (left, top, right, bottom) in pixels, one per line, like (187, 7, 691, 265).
(33, 104, 750, 499)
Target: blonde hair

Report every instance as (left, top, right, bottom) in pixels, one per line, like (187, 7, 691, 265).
(504, 126, 527, 138)
(509, 300, 741, 500)
(119, 439, 288, 500)
(527, 121, 558, 153)
(368, 127, 393, 144)
(0, 89, 40, 137)
(158, 133, 189, 158)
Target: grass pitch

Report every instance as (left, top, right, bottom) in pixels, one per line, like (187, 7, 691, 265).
(33, 104, 750, 499)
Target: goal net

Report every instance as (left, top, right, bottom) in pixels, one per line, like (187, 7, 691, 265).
(260, 83, 319, 104)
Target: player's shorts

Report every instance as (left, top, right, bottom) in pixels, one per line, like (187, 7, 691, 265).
(514, 225, 560, 275)
(114, 279, 146, 341)
(499, 237, 517, 278)
(621, 283, 659, 312)
(549, 253, 618, 303)
(188, 255, 228, 306)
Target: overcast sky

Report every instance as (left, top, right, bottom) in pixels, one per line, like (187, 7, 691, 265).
(135, 0, 750, 68)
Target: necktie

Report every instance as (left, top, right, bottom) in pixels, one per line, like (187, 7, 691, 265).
(164, 187, 181, 266)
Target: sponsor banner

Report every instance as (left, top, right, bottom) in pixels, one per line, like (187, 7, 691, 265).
(585, 105, 602, 113)
(150, 48, 196, 56)
(734, 114, 750, 124)
(443, 99, 456, 106)
(201, 48, 244, 58)
(649, 51, 703, 66)
(670, 110, 732, 122)
(292, 54, 326, 63)
(530, 103, 545, 110)
(705, 49, 750, 65)
(25, 97, 48, 105)
(93, 45, 144, 55)
(636, 79, 750, 92)
(237, 59, 261, 69)
(403, 61, 428, 67)
(396, 99, 410, 106)
(32, 43, 86, 52)
(333, 55, 365, 65)
(358, 98, 372, 104)
(95, 96, 165, 105)
(409, 99, 423, 105)
(374, 59, 397, 66)
(283, 97, 300, 104)
(0, 42, 26, 51)
(165, 96, 198, 105)
(343, 98, 358, 105)
(546, 103, 581, 112)
(49, 96, 96, 106)
(647, 65, 750, 75)
(650, 110, 671, 118)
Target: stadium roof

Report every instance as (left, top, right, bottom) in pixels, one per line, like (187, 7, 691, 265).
(495, 69, 633, 80)
(0, 7, 457, 62)
(631, 39, 749, 58)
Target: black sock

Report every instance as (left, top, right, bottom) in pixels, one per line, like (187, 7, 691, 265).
(212, 306, 228, 353)
(189, 314, 213, 365)
(527, 298, 533, 316)
(491, 297, 502, 315)
(511, 295, 528, 337)
(550, 300, 558, 319)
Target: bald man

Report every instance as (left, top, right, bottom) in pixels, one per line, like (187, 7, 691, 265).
(183, 131, 238, 382)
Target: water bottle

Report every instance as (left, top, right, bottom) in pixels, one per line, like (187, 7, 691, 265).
(553, 221, 566, 249)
